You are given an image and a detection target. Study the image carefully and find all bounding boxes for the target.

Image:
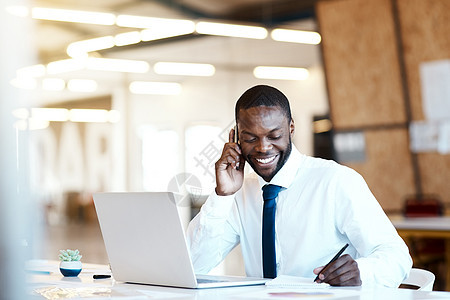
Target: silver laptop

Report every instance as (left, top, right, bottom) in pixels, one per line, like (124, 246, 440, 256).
(93, 192, 268, 289)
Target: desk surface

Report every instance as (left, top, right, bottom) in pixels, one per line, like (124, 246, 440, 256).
(391, 216, 450, 231)
(27, 261, 450, 299)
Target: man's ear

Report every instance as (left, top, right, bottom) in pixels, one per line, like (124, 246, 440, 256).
(289, 119, 295, 137)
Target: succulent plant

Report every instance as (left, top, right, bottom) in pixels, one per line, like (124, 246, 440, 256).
(58, 249, 82, 262)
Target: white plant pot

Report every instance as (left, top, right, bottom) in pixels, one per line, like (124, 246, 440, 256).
(59, 261, 82, 277)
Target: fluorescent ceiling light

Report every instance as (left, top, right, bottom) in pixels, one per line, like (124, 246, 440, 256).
(196, 21, 267, 39)
(5, 5, 30, 17)
(67, 36, 115, 58)
(154, 62, 215, 77)
(47, 59, 85, 74)
(115, 31, 142, 47)
(253, 66, 309, 80)
(69, 109, 109, 122)
(67, 79, 98, 92)
(15, 119, 50, 131)
(42, 78, 65, 91)
(12, 108, 30, 120)
(271, 28, 322, 45)
(16, 64, 46, 78)
(117, 15, 194, 29)
(129, 81, 182, 95)
(10, 77, 37, 90)
(31, 108, 69, 122)
(31, 7, 115, 25)
(86, 57, 149, 73)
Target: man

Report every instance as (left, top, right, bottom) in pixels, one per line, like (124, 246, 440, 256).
(187, 85, 412, 286)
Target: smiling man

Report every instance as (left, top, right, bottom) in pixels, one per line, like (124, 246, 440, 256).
(187, 85, 412, 287)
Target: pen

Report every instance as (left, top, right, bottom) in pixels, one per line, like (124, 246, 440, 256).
(93, 274, 111, 279)
(314, 243, 349, 282)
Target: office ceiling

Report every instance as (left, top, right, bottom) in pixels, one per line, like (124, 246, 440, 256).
(33, 0, 319, 60)
(29, 0, 322, 101)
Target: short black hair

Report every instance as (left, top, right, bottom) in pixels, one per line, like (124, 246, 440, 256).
(235, 85, 292, 122)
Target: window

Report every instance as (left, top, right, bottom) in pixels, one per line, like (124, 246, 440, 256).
(141, 126, 179, 191)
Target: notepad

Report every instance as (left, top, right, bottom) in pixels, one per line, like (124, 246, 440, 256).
(265, 275, 330, 288)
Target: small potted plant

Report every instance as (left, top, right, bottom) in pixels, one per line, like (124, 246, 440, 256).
(58, 249, 82, 277)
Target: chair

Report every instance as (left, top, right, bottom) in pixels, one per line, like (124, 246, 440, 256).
(401, 268, 435, 291)
(402, 196, 446, 290)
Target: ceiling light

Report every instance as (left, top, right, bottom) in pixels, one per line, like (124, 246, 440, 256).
(67, 36, 115, 58)
(12, 108, 30, 120)
(46, 59, 85, 74)
(196, 21, 268, 39)
(67, 79, 98, 92)
(129, 81, 182, 95)
(31, 108, 69, 122)
(115, 31, 142, 47)
(29, 119, 50, 130)
(253, 66, 309, 80)
(16, 64, 46, 78)
(117, 15, 195, 29)
(271, 29, 321, 45)
(10, 77, 37, 90)
(69, 109, 109, 122)
(154, 62, 215, 77)
(42, 78, 65, 91)
(31, 7, 115, 25)
(86, 57, 149, 73)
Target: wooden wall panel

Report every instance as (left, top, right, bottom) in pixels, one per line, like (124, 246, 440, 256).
(397, 0, 450, 205)
(317, 0, 407, 129)
(346, 129, 415, 212)
(418, 154, 450, 205)
(397, 0, 450, 121)
(317, 0, 450, 211)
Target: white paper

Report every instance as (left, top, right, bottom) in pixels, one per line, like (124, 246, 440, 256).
(409, 121, 439, 152)
(437, 120, 450, 154)
(420, 59, 450, 121)
(409, 120, 450, 153)
(266, 275, 329, 288)
(137, 289, 191, 298)
(238, 288, 360, 299)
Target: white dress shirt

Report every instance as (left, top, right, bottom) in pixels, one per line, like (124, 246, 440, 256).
(186, 145, 412, 287)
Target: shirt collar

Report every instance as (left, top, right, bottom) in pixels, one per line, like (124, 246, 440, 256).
(258, 144, 304, 190)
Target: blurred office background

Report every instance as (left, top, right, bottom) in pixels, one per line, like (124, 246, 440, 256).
(1, 0, 449, 294)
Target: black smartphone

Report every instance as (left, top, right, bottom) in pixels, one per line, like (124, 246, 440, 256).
(234, 125, 240, 170)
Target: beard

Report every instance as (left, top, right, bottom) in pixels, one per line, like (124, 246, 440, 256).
(246, 135, 292, 182)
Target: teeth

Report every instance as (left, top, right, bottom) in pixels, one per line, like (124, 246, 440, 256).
(256, 156, 276, 164)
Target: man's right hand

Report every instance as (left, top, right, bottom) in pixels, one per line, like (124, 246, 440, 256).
(215, 128, 245, 196)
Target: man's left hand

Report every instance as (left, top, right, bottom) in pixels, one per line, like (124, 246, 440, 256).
(313, 254, 362, 286)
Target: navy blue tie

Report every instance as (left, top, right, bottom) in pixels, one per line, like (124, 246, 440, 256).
(262, 184, 282, 278)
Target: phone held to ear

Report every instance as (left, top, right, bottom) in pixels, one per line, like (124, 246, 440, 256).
(234, 125, 240, 170)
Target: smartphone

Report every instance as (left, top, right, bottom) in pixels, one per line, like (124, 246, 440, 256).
(234, 125, 240, 170)
(234, 124, 239, 145)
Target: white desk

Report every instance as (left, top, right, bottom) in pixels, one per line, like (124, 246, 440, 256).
(27, 261, 450, 299)
(392, 216, 450, 290)
(392, 216, 450, 235)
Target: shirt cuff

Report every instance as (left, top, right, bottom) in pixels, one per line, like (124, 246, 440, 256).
(355, 258, 375, 287)
(201, 191, 235, 219)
